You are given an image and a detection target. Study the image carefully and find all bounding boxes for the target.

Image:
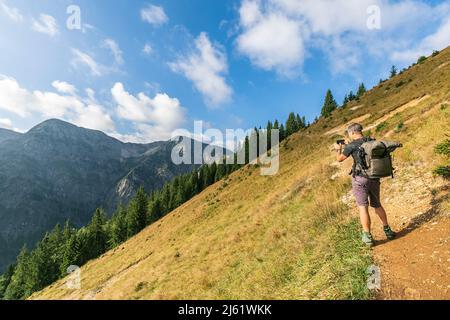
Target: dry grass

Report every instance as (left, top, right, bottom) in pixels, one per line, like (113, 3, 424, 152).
(31, 46, 450, 300)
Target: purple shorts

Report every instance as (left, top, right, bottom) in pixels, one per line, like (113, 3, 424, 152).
(352, 176, 382, 208)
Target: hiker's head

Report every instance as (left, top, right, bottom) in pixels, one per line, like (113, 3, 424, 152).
(346, 123, 364, 140)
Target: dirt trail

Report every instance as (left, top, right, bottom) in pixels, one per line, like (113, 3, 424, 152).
(371, 166, 450, 299)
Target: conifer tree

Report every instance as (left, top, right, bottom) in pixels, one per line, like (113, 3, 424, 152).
(348, 91, 356, 101)
(321, 89, 338, 117)
(279, 124, 286, 141)
(390, 65, 397, 78)
(286, 112, 298, 136)
(109, 205, 128, 248)
(4, 246, 32, 300)
(87, 208, 108, 260)
(148, 197, 163, 224)
(0, 265, 14, 299)
(215, 163, 225, 182)
(342, 94, 349, 107)
(60, 233, 82, 276)
(357, 83, 366, 98)
(126, 188, 148, 237)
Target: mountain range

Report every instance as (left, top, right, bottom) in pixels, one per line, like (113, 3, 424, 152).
(0, 119, 197, 272)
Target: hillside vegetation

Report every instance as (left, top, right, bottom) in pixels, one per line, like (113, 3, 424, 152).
(31, 46, 450, 300)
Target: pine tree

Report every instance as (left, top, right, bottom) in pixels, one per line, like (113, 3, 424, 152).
(244, 136, 250, 164)
(286, 112, 298, 136)
(60, 233, 82, 276)
(342, 94, 349, 107)
(0, 265, 15, 299)
(390, 65, 397, 78)
(62, 220, 74, 241)
(321, 89, 338, 117)
(348, 91, 356, 101)
(160, 184, 171, 214)
(215, 164, 225, 182)
(273, 120, 279, 130)
(126, 187, 148, 237)
(4, 246, 32, 300)
(28, 234, 59, 292)
(86, 208, 108, 260)
(109, 205, 128, 248)
(148, 197, 163, 223)
(356, 83, 366, 99)
(266, 121, 273, 151)
(279, 124, 286, 141)
(296, 114, 302, 129)
(209, 162, 217, 184)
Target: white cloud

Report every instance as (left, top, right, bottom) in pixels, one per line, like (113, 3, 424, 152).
(72, 104, 115, 133)
(142, 43, 153, 55)
(52, 81, 77, 96)
(0, 75, 115, 133)
(0, 76, 192, 142)
(169, 32, 233, 107)
(70, 49, 103, 76)
(236, 0, 450, 76)
(141, 4, 168, 26)
(32, 14, 59, 37)
(0, 1, 23, 22)
(111, 82, 186, 142)
(391, 18, 450, 63)
(0, 117, 13, 129)
(102, 38, 124, 65)
(237, 1, 305, 77)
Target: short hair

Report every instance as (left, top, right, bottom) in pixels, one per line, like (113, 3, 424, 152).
(347, 123, 363, 134)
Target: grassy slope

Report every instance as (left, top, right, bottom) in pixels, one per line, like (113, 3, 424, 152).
(31, 46, 450, 300)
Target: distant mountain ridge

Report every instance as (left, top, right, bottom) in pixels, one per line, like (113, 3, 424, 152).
(0, 119, 197, 272)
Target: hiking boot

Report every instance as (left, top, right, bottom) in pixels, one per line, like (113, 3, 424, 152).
(383, 226, 396, 240)
(362, 232, 375, 247)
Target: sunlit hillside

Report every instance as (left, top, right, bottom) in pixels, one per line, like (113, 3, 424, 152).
(32, 46, 450, 300)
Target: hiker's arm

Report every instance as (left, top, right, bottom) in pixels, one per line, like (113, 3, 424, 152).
(336, 142, 350, 162)
(336, 149, 347, 162)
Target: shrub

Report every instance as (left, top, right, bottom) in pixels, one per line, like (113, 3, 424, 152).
(417, 56, 427, 64)
(432, 50, 440, 57)
(395, 121, 404, 133)
(395, 80, 406, 88)
(375, 122, 388, 133)
(433, 140, 450, 179)
(433, 166, 450, 179)
(434, 139, 450, 157)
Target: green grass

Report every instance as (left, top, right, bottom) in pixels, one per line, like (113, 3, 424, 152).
(330, 220, 373, 300)
(31, 45, 450, 301)
(376, 121, 388, 133)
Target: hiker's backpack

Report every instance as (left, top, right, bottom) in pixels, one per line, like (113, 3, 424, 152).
(356, 140, 403, 179)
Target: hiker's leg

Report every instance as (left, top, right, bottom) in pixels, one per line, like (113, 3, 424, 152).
(352, 176, 371, 232)
(358, 206, 371, 233)
(368, 179, 388, 226)
(375, 206, 389, 227)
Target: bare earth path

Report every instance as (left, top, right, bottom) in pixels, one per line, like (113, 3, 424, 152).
(371, 166, 450, 300)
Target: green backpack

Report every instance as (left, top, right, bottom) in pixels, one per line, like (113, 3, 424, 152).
(356, 140, 403, 179)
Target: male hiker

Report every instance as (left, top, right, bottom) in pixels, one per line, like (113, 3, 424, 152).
(335, 123, 396, 247)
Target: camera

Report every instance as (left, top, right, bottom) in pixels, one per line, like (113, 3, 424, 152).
(336, 139, 346, 145)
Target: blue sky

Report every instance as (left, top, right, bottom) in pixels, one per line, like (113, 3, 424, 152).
(0, 0, 449, 143)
